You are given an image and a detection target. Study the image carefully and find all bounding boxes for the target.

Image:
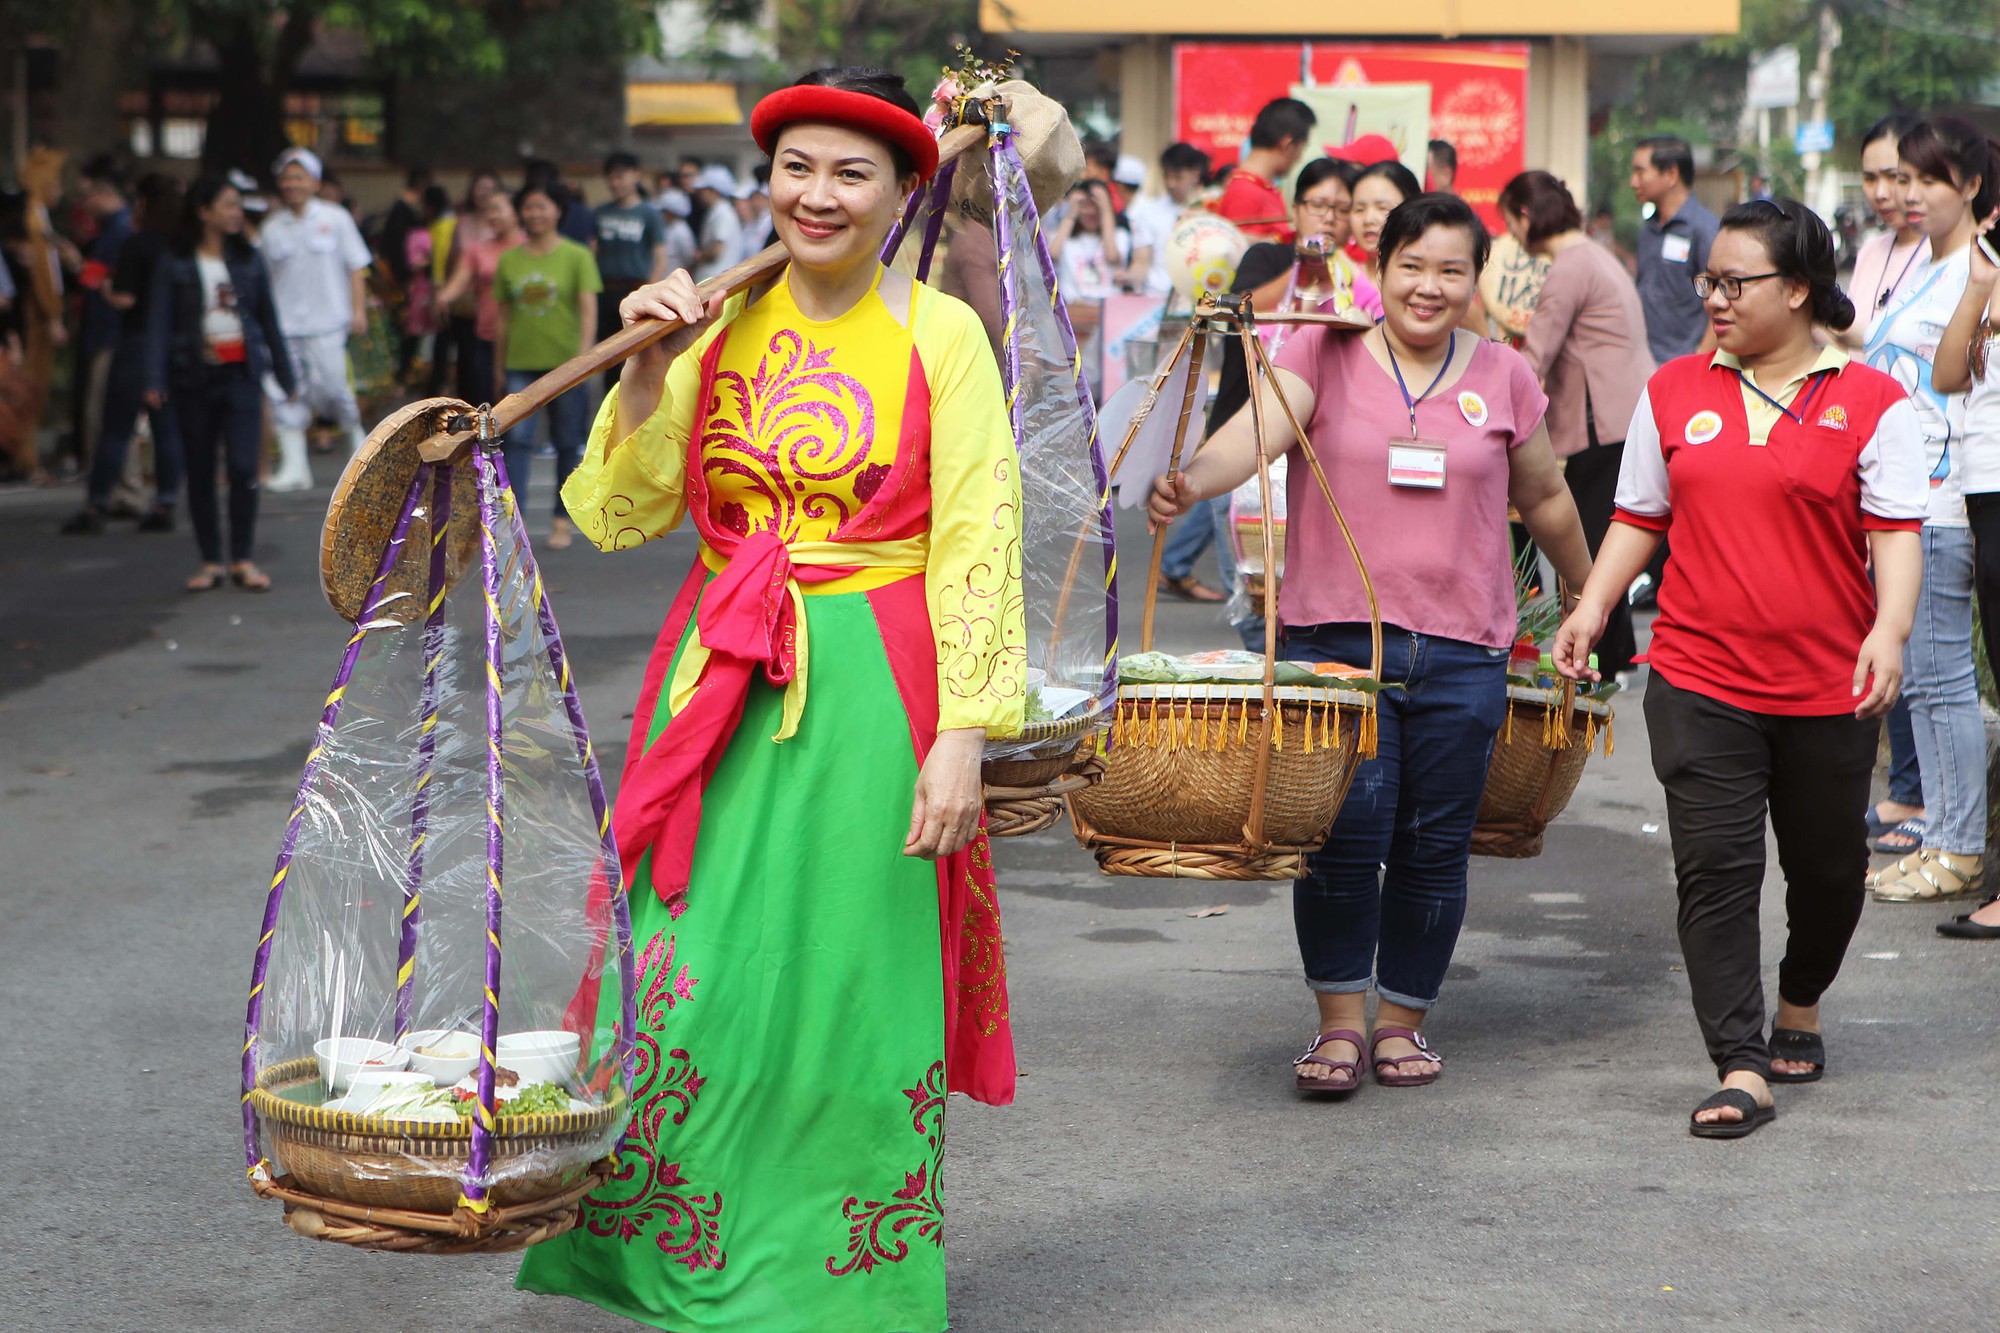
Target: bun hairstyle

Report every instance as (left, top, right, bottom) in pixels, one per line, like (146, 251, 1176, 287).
(789, 67, 924, 179)
(1496, 170, 1583, 247)
(1717, 197, 1856, 333)
(1376, 191, 1493, 277)
(1898, 115, 2000, 217)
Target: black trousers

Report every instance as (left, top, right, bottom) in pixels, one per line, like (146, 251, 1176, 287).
(1964, 492, 2000, 680)
(173, 364, 262, 564)
(1562, 440, 1639, 677)
(1644, 675, 1876, 1079)
(598, 280, 642, 398)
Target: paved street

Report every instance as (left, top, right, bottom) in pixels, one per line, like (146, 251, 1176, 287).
(4, 463, 1999, 1332)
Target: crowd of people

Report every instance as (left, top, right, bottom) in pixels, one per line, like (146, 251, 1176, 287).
(0, 144, 784, 579)
(1128, 91, 2000, 1142)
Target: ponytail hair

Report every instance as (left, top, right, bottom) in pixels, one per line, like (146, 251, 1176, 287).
(1717, 197, 1856, 333)
(1899, 116, 2000, 218)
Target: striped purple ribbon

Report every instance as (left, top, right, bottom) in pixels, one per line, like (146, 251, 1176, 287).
(463, 447, 508, 1206)
(395, 465, 455, 1040)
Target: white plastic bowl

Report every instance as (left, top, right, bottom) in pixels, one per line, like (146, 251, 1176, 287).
(496, 1030, 581, 1087)
(398, 1028, 480, 1085)
(313, 1036, 409, 1093)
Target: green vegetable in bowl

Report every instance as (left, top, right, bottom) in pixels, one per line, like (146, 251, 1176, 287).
(1024, 687, 1052, 724)
(508, 1081, 572, 1116)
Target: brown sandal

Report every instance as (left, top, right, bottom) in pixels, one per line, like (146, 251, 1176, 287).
(186, 565, 226, 592)
(1370, 1027, 1443, 1087)
(1293, 1028, 1364, 1094)
(1159, 573, 1225, 603)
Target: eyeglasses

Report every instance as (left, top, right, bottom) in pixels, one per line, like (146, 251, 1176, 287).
(1692, 272, 1783, 300)
(1297, 199, 1346, 217)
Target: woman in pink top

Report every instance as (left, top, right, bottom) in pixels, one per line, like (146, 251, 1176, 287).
(1150, 194, 1593, 1096)
(1503, 170, 1657, 677)
(433, 187, 523, 406)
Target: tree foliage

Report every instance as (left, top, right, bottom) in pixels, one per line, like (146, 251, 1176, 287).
(11, 0, 657, 172)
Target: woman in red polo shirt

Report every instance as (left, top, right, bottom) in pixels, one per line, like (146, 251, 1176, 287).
(1554, 199, 1926, 1139)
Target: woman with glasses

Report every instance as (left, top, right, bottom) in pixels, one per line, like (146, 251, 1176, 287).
(1861, 117, 1994, 906)
(1554, 199, 1925, 1138)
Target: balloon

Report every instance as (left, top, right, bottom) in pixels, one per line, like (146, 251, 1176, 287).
(1164, 210, 1248, 304)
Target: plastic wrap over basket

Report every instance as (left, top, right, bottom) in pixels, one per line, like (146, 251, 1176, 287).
(244, 460, 635, 1216)
(881, 122, 1116, 778)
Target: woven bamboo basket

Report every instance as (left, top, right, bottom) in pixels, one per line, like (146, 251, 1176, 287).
(1471, 681, 1615, 858)
(1070, 296, 1381, 880)
(1070, 683, 1371, 878)
(982, 711, 1108, 837)
(248, 1056, 625, 1251)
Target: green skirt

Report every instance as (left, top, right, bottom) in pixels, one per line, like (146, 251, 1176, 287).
(517, 585, 948, 1332)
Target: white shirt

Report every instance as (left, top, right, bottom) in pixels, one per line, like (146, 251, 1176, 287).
(196, 253, 245, 361)
(1850, 229, 1931, 343)
(695, 203, 742, 283)
(735, 204, 770, 264)
(258, 197, 372, 337)
(1058, 229, 1129, 306)
(1125, 193, 1184, 297)
(1864, 247, 1973, 525)
(663, 217, 698, 276)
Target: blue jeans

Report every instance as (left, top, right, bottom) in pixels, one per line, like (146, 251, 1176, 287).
(1286, 622, 1509, 1010)
(502, 370, 590, 521)
(1160, 494, 1238, 591)
(88, 332, 182, 509)
(1903, 525, 1987, 857)
(1884, 697, 1922, 809)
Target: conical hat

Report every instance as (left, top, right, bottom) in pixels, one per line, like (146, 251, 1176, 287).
(954, 80, 1083, 222)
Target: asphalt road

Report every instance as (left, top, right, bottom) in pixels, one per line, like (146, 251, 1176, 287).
(3, 462, 1998, 1332)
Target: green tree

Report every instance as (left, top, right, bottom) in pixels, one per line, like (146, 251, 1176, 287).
(9, 0, 658, 175)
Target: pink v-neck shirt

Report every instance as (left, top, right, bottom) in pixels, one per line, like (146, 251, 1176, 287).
(1271, 326, 1549, 649)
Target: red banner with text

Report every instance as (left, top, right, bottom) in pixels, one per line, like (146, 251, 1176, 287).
(1173, 41, 1530, 232)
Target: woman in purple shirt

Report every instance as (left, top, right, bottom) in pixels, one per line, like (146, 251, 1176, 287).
(1150, 194, 1593, 1096)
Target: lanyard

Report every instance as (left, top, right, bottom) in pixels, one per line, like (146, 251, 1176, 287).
(1737, 367, 1829, 426)
(1385, 336, 1456, 436)
(1877, 240, 1925, 311)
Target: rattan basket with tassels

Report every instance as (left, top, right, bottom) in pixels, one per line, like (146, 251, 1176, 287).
(1471, 681, 1615, 858)
(1067, 298, 1381, 880)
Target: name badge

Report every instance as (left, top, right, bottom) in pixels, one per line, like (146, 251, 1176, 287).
(1388, 438, 1447, 489)
(1661, 234, 1692, 264)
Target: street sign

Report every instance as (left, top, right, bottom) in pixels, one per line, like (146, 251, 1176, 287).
(1795, 120, 1835, 155)
(1747, 47, 1800, 110)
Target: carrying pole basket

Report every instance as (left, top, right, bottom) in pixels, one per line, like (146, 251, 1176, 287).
(1471, 678, 1614, 858)
(1069, 296, 1382, 879)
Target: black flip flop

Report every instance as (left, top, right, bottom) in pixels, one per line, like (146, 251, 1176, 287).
(1768, 1027, 1825, 1083)
(1688, 1088, 1775, 1139)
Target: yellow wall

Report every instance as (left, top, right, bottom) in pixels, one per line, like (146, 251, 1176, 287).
(981, 0, 1737, 36)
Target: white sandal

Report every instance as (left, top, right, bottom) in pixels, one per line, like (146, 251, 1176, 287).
(1871, 850, 1985, 904)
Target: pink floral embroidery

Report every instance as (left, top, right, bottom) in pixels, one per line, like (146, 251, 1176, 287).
(583, 931, 726, 1271)
(702, 329, 876, 540)
(637, 930, 699, 1028)
(825, 1061, 946, 1277)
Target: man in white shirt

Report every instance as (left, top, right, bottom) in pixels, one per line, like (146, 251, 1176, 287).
(654, 189, 700, 275)
(260, 147, 373, 490)
(691, 165, 744, 283)
(1121, 142, 1211, 296)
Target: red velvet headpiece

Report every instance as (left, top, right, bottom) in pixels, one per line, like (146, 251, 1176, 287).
(750, 85, 941, 182)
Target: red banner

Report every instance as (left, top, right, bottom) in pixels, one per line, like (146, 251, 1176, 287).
(1173, 41, 1530, 232)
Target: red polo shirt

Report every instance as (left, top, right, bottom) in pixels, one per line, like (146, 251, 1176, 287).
(1214, 170, 1293, 244)
(1613, 349, 1927, 715)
